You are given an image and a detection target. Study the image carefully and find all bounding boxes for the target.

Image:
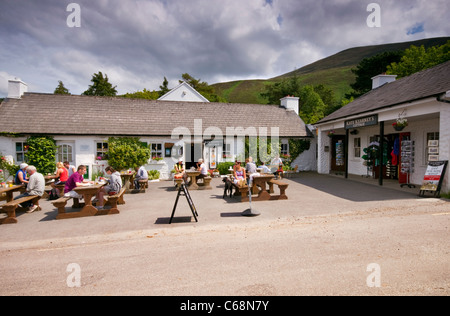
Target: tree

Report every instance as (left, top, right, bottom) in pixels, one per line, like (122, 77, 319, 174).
(54, 81, 70, 95)
(159, 77, 170, 97)
(299, 85, 328, 124)
(25, 136, 57, 174)
(261, 77, 335, 124)
(106, 137, 151, 171)
(122, 89, 159, 100)
(387, 41, 450, 78)
(83, 71, 117, 97)
(347, 51, 403, 99)
(260, 76, 302, 105)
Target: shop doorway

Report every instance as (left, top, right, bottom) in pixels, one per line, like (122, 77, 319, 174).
(185, 142, 204, 170)
(331, 135, 346, 173)
(371, 134, 400, 180)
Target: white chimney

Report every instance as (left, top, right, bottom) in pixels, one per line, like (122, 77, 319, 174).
(280, 96, 299, 115)
(8, 78, 28, 99)
(371, 74, 397, 90)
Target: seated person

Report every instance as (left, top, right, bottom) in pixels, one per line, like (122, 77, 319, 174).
(14, 165, 45, 213)
(174, 158, 187, 183)
(96, 166, 122, 210)
(15, 163, 29, 186)
(64, 165, 93, 199)
(134, 165, 148, 190)
(233, 161, 246, 187)
(50, 162, 69, 197)
(258, 162, 271, 174)
(245, 157, 258, 184)
(197, 159, 208, 181)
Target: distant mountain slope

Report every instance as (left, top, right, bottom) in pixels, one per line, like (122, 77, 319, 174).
(212, 37, 450, 104)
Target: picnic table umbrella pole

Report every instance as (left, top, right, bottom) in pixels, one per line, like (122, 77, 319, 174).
(242, 177, 260, 217)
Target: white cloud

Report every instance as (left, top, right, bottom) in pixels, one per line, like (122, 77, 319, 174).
(0, 0, 448, 97)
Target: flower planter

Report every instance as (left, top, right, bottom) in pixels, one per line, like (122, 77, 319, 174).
(394, 126, 405, 132)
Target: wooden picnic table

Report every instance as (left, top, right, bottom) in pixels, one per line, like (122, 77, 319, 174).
(55, 184, 115, 220)
(185, 171, 201, 190)
(120, 172, 135, 193)
(250, 174, 275, 201)
(1, 185, 39, 224)
(0, 185, 26, 203)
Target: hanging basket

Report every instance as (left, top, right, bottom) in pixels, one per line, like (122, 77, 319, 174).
(394, 125, 405, 132)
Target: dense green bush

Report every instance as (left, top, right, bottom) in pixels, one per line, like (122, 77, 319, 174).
(147, 170, 160, 180)
(25, 136, 57, 174)
(217, 162, 235, 175)
(107, 137, 151, 171)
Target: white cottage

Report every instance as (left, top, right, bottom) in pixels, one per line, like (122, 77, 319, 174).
(0, 80, 312, 180)
(315, 61, 450, 193)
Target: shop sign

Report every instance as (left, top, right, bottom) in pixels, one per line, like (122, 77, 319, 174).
(420, 161, 448, 194)
(345, 115, 378, 130)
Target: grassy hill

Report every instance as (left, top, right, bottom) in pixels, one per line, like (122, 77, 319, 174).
(212, 37, 450, 104)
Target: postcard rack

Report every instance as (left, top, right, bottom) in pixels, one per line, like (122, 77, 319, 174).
(400, 140, 416, 188)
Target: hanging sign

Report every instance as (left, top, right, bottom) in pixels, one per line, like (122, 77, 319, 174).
(345, 114, 378, 129)
(420, 161, 448, 194)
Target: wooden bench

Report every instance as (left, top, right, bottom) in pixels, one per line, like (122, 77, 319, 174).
(174, 178, 184, 188)
(268, 179, 289, 200)
(106, 187, 126, 206)
(138, 179, 148, 189)
(53, 188, 124, 219)
(231, 181, 249, 201)
(0, 195, 41, 224)
(52, 196, 82, 219)
(197, 176, 212, 190)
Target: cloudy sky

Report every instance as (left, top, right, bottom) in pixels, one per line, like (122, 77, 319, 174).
(0, 0, 449, 97)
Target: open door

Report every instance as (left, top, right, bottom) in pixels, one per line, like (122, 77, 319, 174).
(331, 135, 346, 173)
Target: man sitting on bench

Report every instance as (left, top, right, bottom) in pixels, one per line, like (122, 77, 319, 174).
(64, 165, 93, 200)
(14, 165, 45, 213)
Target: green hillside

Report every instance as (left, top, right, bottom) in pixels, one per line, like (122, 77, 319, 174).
(212, 37, 450, 105)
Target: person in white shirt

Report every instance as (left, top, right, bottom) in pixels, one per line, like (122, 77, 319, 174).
(14, 165, 45, 213)
(197, 158, 208, 180)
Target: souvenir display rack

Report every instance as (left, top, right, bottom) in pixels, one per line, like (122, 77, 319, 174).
(400, 140, 415, 188)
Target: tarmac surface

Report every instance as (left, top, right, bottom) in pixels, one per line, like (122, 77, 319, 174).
(0, 172, 449, 296)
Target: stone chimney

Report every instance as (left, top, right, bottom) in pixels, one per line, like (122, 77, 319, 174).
(280, 96, 299, 115)
(8, 78, 28, 99)
(371, 74, 397, 90)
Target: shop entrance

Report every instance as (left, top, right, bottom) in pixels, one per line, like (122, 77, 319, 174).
(331, 135, 346, 173)
(369, 132, 410, 182)
(185, 142, 204, 170)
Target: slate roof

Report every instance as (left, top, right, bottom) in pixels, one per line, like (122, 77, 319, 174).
(317, 60, 450, 124)
(0, 93, 311, 138)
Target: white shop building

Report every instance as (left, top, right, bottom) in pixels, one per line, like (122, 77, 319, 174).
(315, 61, 450, 193)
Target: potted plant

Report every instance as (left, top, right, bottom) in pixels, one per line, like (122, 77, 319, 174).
(327, 130, 335, 138)
(393, 117, 408, 131)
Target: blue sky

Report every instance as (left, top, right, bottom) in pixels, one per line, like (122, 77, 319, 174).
(0, 0, 449, 97)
